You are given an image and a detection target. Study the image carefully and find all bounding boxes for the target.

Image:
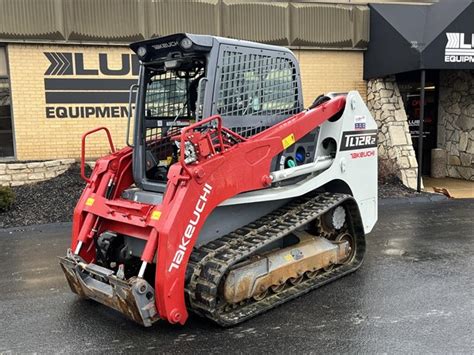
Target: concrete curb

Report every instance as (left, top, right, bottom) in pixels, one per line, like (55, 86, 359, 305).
(379, 193, 448, 206)
(0, 221, 72, 235)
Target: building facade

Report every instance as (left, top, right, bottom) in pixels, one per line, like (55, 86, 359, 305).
(365, 0, 474, 185)
(2, 0, 470, 188)
(2, 44, 366, 160)
(0, 0, 369, 160)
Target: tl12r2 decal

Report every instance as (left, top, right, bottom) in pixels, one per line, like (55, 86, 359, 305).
(340, 130, 377, 151)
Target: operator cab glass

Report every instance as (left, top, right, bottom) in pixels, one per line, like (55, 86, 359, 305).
(131, 34, 212, 185)
(142, 58, 206, 181)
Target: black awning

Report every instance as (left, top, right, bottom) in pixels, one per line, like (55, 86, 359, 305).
(364, 0, 474, 79)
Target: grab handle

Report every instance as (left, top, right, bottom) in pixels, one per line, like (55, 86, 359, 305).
(81, 127, 115, 183)
(127, 84, 139, 147)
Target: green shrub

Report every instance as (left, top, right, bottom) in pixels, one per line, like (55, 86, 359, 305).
(0, 186, 15, 212)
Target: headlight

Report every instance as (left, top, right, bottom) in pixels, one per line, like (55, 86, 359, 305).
(137, 46, 147, 58)
(180, 38, 193, 50)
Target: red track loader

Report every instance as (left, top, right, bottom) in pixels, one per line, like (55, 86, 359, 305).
(59, 33, 378, 327)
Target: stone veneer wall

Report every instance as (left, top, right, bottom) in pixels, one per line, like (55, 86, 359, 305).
(0, 159, 75, 187)
(437, 70, 474, 180)
(367, 77, 419, 189)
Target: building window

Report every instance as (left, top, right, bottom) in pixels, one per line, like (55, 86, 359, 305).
(0, 46, 14, 158)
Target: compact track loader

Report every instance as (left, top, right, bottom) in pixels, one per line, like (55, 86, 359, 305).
(59, 33, 378, 327)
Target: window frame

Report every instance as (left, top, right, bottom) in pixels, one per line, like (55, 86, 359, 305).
(0, 45, 16, 160)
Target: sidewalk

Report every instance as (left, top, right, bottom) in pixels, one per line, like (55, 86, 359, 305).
(423, 176, 474, 198)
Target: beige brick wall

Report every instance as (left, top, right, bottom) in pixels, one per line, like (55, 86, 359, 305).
(8, 44, 366, 160)
(8, 44, 135, 160)
(294, 49, 366, 107)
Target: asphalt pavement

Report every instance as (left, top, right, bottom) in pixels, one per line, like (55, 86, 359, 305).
(1, 199, 473, 354)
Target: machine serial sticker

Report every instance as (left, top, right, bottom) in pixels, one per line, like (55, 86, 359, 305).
(282, 133, 296, 149)
(85, 197, 95, 206)
(340, 130, 377, 151)
(151, 210, 162, 221)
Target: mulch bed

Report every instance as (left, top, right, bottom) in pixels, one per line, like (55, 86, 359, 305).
(0, 164, 88, 229)
(1, 165, 429, 229)
(378, 176, 430, 199)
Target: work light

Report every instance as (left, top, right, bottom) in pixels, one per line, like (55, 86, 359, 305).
(137, 46, 147, 58)
(180, 38, 193, 49)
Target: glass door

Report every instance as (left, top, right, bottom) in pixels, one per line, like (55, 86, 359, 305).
(397, 71, 439, 176)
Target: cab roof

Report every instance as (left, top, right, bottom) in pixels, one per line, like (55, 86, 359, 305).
(130, 33, 294, 61)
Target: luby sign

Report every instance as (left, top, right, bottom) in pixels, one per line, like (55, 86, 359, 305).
(44, 52, 139, 118)
(444, 33, 474, 63)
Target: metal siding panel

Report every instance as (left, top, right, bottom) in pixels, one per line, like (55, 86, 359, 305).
(65, 0, 144, 41)
(147, 0, 219, 38)
(0, 0, 369, 48)
(288, 0, 436, 3)
(222, 1, 289, 45)
(0, 47, 7, 76)
(352, 6, 369, 49)
(291, 3, 369, 48)
(0, 0, 65, 40)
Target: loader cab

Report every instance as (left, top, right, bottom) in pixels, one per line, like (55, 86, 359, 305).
(130, 33, 303, 193)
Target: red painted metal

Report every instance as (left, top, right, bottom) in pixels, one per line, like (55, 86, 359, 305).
(69, 96, 346, 325)
(80, 126, 116, 183)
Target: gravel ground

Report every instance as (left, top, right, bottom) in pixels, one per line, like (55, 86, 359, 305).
(0, 166, 430, 228)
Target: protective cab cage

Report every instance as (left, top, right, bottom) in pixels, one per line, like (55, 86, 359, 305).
(130, 33, 304, 193)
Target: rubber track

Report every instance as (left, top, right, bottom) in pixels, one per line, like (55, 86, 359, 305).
(185, 192, 366, 326)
